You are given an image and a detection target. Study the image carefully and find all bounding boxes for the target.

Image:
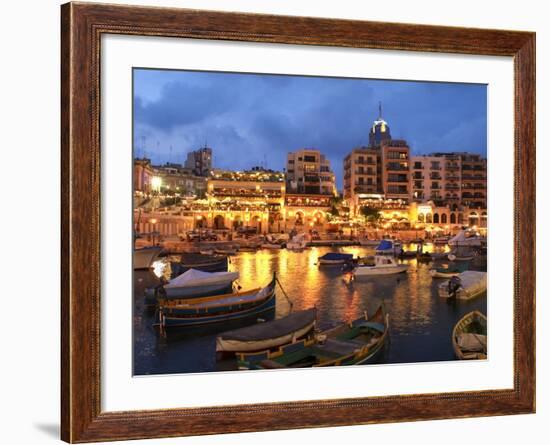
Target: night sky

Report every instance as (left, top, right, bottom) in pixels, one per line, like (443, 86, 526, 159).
(133, 68, 487, 189)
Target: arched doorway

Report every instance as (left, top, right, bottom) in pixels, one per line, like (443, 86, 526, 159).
(251, 215, 262, 233)
(418, 213, 425, 223)
(450, 213, 456, 224)
(433, 213, 440, 224)
(441, 213, 447, 224)
(295, 211, 304, 226)
(426, 213, 433, 224)
(469, 212, 479, 227)
(213, 215, 225, 230)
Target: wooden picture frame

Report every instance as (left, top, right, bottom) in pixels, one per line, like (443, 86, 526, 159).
(61, 2, 535, 442)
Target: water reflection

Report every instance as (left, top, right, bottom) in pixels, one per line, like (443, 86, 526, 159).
(136, 244, 486, 375)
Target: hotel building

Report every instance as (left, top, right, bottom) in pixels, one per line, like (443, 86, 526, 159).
(184, 145, 212, 177)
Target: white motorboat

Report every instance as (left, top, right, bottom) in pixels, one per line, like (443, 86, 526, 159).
(163, 269, 239, 298)
(353, 256, 408, 277)
(438, 270, 487, 300)
(287, 233, 309, 251)
(448, 230, 484, 247)
(133, 246, 163, 270)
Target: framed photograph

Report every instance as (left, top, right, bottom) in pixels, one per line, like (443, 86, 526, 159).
(61, 2, 535, 442)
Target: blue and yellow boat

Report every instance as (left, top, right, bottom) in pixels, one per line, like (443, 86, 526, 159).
(157, 274, 276, 328)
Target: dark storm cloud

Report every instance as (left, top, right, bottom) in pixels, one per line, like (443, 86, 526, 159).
(133, 69, 487, 189)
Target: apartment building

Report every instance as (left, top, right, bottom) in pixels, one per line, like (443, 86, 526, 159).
(286, 149, 337, 196)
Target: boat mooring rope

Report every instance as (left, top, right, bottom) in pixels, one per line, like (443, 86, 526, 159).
(274, 276, 294, 315)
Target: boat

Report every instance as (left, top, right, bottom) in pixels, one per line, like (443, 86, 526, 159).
(452, 311, 487, 359)
(148, 269, 239, 300)
(353, 255, 408, 277)
(429, 262, 469, 278)
(170, 253, 228, 278)
(133, 246, 163, 270)
(318, 252, 354, 265)
(434, 236, 450, 245)
(438, 270, 487, 300)
(448, 230, 484, 247)
(375, 239, 401, 255)
(447, 246, 476, 261)
(287, 233, 309, 251)
(237, 305, 389, 369)
(199, 249, 215, 256)
(158, 275, 277, 328)
(261, 242, 284, 249)
(215, 308, 317, 356)
(215, 248, 238, 256)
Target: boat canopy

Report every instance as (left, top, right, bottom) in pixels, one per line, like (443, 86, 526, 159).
(376, 240, 394, 251)
(165, 269, 239, 289)
(218, 308, 316, 342)
(319, 253, 353, 261)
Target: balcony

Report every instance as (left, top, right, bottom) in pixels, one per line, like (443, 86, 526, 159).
(445, 184, 460, 191)
(412, 174, 424, 180)
(446, 174, 460, 180)
(430, 174, 442, 180)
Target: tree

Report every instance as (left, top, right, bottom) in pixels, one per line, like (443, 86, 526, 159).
(360, 206, 381, 223)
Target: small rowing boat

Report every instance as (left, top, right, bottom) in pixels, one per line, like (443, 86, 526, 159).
(452, 311, 487, 359)
(238, 305, 389, 369)
(216, 308, 316, 356)
(438, 271, 487, 300)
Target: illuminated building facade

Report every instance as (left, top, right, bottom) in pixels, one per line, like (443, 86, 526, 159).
(133, 158, 154, 192)
(286, 149, 337, 196)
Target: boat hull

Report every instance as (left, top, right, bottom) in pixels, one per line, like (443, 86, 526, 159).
(354, 265, 408, 276)
(160, 291, 276, 328)
(133, 247, 162, 270)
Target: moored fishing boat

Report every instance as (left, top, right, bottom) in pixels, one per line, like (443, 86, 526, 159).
(170, 253, 228, 278)
(237, 305, 389, 369)
(438, 270, 487, 300)
(133, 246, 163, 270)
(146, 269, 239, 301)
(352, 256, 408, 277)
(452, 311, 487, 359)
(318, 252, 354, 265)
(215, 308, 316, 357)
(158, 275, 277, 328)
(429, 262, 469, 278)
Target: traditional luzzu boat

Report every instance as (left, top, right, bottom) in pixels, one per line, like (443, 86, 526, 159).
(170, 253, 228, 278)
(438, 270, 487, 300)
(163, 269, 239, 299)
(452, 311, 487, 359)
(133, 246, 163, 270)
(215, 308, 317, 357)
(318, 252, 354, 265)
(237, 305, 389, 370)
(429, 262, 469, 278)
(352, 255, 408, 277)
(157, 275, 277, 329)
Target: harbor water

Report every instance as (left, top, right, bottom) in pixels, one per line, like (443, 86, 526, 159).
(133, 245, 487, 375)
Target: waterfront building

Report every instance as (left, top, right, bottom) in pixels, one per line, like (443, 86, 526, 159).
(152, 163, 207, 198)
(283, 193, 332, 230)
(134, 158, 154, 192)
(184, 145, 212, 177)
(343, 147, 379, 211)
(381, 139, 411, 201)
(410, 152, 486, 208)
(286, 149, 337, 196)
(205, 168, 286, 232)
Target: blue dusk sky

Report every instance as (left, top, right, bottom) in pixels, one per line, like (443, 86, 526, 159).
(133, 68, 487, 189)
